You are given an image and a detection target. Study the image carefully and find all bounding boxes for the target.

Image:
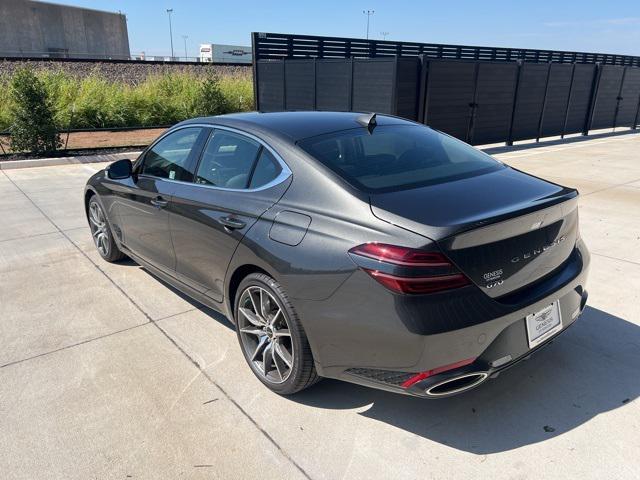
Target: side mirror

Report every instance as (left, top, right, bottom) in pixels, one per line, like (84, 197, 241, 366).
(106, 159, 132, 180)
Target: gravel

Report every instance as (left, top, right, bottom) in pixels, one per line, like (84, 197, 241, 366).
(0, 59, 252, 84)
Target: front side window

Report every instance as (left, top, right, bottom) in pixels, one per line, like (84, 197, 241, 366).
(297, 125, 504, 193)
(141, 128, 203, 180)
(195, 131, 261, 189)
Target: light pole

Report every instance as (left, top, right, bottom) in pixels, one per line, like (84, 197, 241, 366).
(166, 9, 174, 59)
(362, 10, 374, 40)
(182, 35, 188, 60)
(380, 31, 389, 40)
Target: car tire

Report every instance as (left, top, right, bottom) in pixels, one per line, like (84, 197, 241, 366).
(234, 273, 320, 395)
(88, 196, 126, 263)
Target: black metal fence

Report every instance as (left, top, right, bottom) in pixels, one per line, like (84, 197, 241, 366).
(256, 56, 422, 119)
(252, 32, 640, 67)
(253, 33, 640, 145)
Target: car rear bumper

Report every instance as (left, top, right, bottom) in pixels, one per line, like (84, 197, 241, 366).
(295, 240, 590, 398)
(354, 288, 587, 398)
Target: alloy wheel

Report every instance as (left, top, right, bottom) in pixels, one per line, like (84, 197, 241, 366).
(88, 201, 110, 257)
(237, 286, 294, 384)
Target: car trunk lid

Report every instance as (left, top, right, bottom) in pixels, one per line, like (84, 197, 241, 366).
(369, 167, 579, 298)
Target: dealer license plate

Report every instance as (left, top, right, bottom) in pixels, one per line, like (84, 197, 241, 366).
(525, 302, 562, 348)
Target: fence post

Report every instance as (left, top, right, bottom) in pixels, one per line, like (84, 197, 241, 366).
(282, 59, 287, 111)
(251, 32, 260, 110)
(417, 55, 428, 124)
(583, 63, 601, 136)
(467, 62, 480, 144)
(633, 97, 640, 130)
(391, 57, 398, 115)
(313, 58, 317, 110)
(536, 62, 553, 142)
(561, 63, 577, 139)
(287, 36, 294, 59)
(65, 104, 76, 150)
(506, 60, 523, 146)
(612, 66, 627, 130)
(349, 57, 354, 111)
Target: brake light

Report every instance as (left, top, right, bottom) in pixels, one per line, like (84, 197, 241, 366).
(349, 243, 471, 295)
(401, 357, 476, 388)
(349, 243, 450, 267)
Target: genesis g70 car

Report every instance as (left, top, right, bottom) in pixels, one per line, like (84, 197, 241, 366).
(84, 111, 589, 398)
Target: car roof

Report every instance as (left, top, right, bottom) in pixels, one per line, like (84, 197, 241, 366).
(179, 111, 417, 141)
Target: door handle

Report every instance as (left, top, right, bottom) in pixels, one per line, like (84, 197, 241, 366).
(150, 196, 169, 208)
(218, 216, 246, 230)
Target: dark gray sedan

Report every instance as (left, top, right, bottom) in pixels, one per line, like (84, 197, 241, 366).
(84, 111, 589, 398)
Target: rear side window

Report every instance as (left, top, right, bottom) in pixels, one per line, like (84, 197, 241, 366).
(249, 150, 282, 189)
(195, 131, 261, 189)
(297, 125, 504, 193)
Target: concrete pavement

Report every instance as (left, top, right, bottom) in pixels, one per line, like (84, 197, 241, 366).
(1, 131, 639, 479)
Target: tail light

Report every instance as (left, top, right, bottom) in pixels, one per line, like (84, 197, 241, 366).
(365, 270, 470, 294)
(348, 243, 470, 295)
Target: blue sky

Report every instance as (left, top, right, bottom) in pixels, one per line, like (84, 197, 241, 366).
(46, 0, 640, 58)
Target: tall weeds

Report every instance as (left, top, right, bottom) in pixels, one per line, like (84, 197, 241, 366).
(0, 69, 254, 132)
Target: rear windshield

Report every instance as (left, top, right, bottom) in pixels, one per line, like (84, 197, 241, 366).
(297, 125, 504, 193)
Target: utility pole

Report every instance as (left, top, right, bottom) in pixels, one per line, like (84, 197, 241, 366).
(182, 35, 188, 60)
(362, 10, 374, 40)
(166, 8, 174, 58)
(380, 31, 389, 40)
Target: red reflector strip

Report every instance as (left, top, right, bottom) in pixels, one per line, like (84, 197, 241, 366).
(364, 269, 470, 294)
(401, 358, 477, 389)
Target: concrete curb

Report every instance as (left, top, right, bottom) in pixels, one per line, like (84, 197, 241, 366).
(0, 151, 142, 170)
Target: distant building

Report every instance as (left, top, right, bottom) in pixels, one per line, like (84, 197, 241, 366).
(0, 0, 130, 59)
(199, 44, 252, 64)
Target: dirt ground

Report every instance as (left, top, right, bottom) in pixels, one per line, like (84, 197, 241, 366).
(0, 128, 167, 154)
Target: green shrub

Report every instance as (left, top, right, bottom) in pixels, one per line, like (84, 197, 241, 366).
(8, 68, 61, 153)
(194, 74, 228, 116)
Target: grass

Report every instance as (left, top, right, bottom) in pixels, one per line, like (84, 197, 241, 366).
(0, 69, 254, 132)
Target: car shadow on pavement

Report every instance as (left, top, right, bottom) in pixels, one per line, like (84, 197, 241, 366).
(132, 262, 234, 331)
(292, 306, 640, 454)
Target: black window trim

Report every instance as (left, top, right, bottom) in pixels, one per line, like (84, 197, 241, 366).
(245, 145, 265, 188)
(135, 124, 292, 192)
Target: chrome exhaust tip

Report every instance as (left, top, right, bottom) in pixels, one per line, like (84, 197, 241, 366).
(425, 372, 488, 397)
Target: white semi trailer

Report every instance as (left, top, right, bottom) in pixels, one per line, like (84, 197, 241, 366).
(199, 44, 252, 63)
